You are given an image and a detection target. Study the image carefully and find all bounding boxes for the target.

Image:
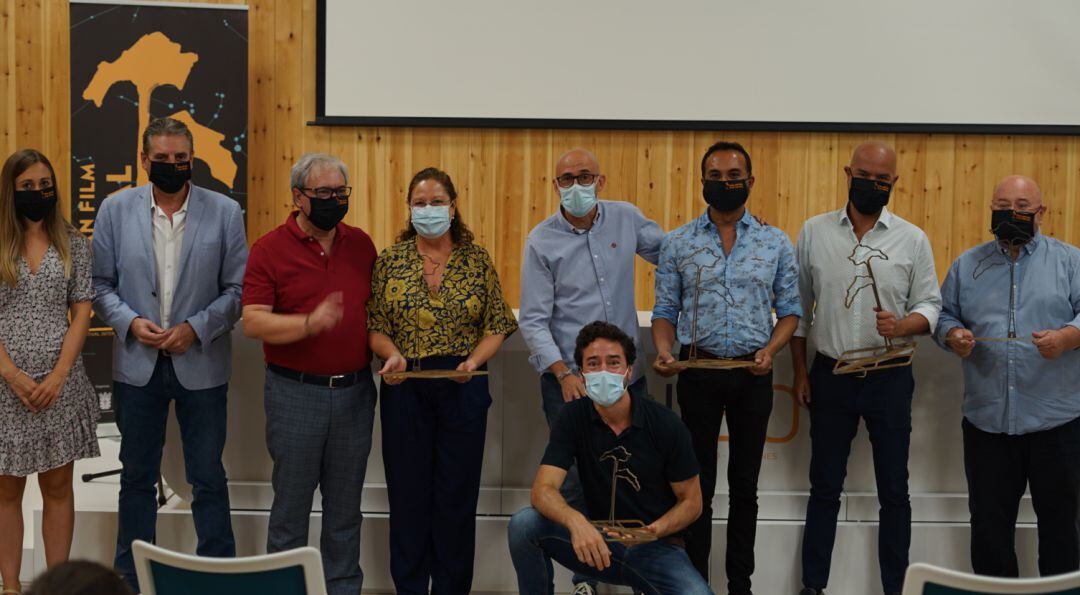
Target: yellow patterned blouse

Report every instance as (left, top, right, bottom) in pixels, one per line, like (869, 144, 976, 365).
(367, 239, 518, 359)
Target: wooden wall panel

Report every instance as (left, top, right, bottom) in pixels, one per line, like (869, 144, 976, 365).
(2, 0, 1079, 310)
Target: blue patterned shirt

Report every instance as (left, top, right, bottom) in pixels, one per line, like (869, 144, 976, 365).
(934, 234, 1080, 435)
(652, 208, 802, 357)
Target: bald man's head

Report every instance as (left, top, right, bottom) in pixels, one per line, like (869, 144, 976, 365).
(553, 148, 605, 196)
(846, 141, 898, 184)
(992, 175, 1044, 220)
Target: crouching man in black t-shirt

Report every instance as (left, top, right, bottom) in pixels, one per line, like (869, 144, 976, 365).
(508, 321, 714, 595)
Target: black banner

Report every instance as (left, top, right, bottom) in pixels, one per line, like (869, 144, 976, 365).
(70, 1, 248, 421)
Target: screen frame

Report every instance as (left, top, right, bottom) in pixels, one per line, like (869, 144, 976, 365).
(313, 0, 1080, 135)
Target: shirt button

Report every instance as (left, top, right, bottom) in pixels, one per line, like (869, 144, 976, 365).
(320, 252, 325, 256)
(593, 254, 598, 259)
(599, 277, 604, 282)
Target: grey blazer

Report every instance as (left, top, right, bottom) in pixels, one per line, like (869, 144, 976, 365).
(91, 183, 248, 390)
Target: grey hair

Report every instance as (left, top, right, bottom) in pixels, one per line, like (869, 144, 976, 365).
(142, 117, 194, 155)
(290, 153, 349, 189)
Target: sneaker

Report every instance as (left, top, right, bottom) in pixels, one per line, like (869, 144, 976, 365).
(572, 583, 597, 595)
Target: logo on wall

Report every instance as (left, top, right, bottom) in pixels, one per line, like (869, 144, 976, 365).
(70, 1, 248, 419)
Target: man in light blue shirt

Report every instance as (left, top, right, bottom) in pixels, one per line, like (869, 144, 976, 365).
(519, 148, 664, 595)
(651, 141, 801, 593)
(935, 174, 1080, 578)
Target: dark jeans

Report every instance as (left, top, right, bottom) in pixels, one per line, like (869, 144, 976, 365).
(963, 416, 1080, 577)
(113, 356, 235, 593)
(507, 507, 714, 595)
(539, 374, 648, 589)
(381, 356, 490, 595)
(676, 365, 773, 594)
(801, 355, 913, 594)
(265, 367, 376, 595)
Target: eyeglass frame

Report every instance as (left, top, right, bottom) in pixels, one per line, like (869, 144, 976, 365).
(296, 186, 352, 200)
(555, 172, 601, 188)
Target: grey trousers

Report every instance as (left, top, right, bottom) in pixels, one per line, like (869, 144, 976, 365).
(264, 368, 376, 595)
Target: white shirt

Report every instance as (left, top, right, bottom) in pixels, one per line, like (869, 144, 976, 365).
(794, 206, 942, 360)
(151, 194, 188, 328)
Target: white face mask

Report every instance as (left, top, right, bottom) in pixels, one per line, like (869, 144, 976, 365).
(411, 205, 451, 239)
(559, 182, 598, 218)
(583, 370, 628, 408)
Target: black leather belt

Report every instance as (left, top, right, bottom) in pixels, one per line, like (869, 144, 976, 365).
(267, 363, 368, 388)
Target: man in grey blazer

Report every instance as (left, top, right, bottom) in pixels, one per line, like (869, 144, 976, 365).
(92, 117, 248, 592)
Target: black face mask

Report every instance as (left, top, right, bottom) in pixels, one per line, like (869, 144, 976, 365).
(991, 209, 1036, 246)
(304, 195, 349, 231)
(703, 179, 750, 212)
(849, 177, 892, 215)
(14, 187, 57, 222)
(149, 161, 192, 194)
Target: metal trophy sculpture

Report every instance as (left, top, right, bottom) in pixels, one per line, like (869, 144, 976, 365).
(832, 243, 916, 375)
(589, 446, 657, 546)
(381, 252, 488, 381)
(669, 246, 757, 372)
(942, 212, 1033, 349)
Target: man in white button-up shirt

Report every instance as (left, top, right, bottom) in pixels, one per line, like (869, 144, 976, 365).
(791, 141, 941, 595)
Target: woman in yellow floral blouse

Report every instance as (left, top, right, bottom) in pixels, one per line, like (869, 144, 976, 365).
(368, 167, 517, 595)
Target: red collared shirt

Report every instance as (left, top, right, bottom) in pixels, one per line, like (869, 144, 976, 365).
(242, 212, 376, 374)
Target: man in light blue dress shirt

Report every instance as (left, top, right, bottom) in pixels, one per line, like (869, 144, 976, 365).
(935, 174, 1080, 578)
(652, 141, 801, 593)
(519, 148, 664, 595)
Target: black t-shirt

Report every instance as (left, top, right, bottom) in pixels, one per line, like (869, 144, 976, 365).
(541, 393, 700, 529)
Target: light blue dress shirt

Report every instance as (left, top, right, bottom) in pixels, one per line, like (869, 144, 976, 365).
(934, 234, 1080, 435)
(519, 200, 664, 381)
(652, 208, 802, 358)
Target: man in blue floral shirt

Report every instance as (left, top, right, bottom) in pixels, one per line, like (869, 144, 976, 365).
(652, 141, 801, 594)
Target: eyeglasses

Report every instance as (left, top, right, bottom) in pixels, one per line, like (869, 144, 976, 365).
(298, 186, 352, 200)
(409, 198, 453, 208)
(555, 173, 600, 188)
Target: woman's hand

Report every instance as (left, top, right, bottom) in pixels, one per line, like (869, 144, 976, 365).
(5, 370, 40, 412)
(28, 368, 68, 412)
(452, 359, 479, 384)
(378, 352, 408, 385)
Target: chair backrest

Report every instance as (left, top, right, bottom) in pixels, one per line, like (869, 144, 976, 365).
(132, 540, 327, 595)
(903, 562, 1080, 595)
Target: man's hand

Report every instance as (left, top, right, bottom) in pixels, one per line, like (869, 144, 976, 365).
(642, 516, 671, 540)
(5, 370, 39, 412)
(378, 352, 408, 386)
(28, 368, 68, 412)
(452, 359, 479, 384)
(793, 368, 811, 408)
(946, 327, 975, 358)
(568, 517, 612, 570)
(159, 322, 197, 355)
(653, 351, 679, 378)
(750, 348, 772, 376)
(558, 372, 587, 402)
(1033, 329, 1070, 360)
(130, 317, 167, 348)
(306, 291, 345, 336)
(874, 307, 902, 339)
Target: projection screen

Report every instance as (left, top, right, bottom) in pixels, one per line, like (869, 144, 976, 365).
(316, 0, 1080, 132)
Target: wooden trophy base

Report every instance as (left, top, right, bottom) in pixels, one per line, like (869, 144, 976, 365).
(832, 343, 916, 376)
(590, 520, 657, 546)
(381, 370, 489, 381)
(670, 358, 756, 371)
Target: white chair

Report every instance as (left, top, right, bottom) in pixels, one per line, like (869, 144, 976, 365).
(903, 562, 1080, 594)
(132, 540, 327, 595)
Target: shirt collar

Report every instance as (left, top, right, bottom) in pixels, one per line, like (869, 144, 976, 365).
(837, 205, 893, 230)
(556, 201, 604, 234)
(149, 187, 190, 216)
(995, 230, 1044, 258)
(587, 389, 645, 430)
(696, 206, 756, 231)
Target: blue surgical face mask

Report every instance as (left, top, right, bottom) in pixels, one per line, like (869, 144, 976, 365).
(411, 205, 452, 239)
(584, 370, 628, 408)
(559, 182, 598, 218)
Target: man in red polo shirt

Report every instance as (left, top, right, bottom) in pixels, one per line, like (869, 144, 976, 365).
(241, 153, 377, 595)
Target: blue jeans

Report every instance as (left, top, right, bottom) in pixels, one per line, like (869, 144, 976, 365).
(508, 507, 714, 595)
(265, 368, 376, 595)
(801, 355, 914, 594)
(113, 356, 235, 593)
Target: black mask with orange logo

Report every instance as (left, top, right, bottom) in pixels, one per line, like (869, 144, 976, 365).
(703, 179, 750, 212)
(990, 209, 1036, 246)
(14, 187, 57, 222)
(849, 177, 892, 215)
(149, 161, 192, 194)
